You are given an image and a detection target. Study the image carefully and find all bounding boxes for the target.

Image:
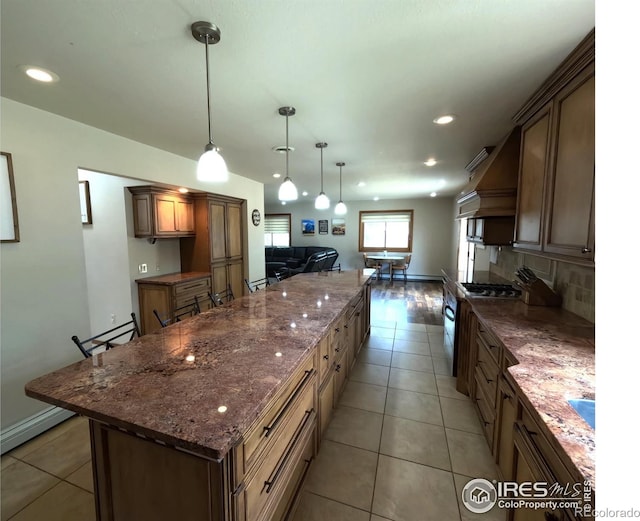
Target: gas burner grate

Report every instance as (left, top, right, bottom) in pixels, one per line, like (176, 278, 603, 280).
(460, 283, 522, 298)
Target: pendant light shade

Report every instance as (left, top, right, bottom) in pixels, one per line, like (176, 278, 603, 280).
(192, 21, 228, 183)
(314, 142, 330, 210)
(335, 162, 348, 215)
(278, 107, 298, 201)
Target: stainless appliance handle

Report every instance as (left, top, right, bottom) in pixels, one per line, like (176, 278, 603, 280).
(444, 305, 455, 321)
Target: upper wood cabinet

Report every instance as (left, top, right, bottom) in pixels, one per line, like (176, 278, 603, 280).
(128, 186, 195, 238)
(180, 193, 246, 299)
(513, 30, 595, 264)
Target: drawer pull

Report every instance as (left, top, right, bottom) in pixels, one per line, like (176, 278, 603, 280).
(335, 327, 340, 333)
(486, 378, 493, 384)
(581, 247, 592, 254)
(335, 364, 341, 373)
(323, 355, 329, 360)
(263, 369, 314, 438)
(264, 409, 314, 493)
(335, 346, 341, 353)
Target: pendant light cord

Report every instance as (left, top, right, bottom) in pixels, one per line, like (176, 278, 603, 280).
(320, 146, 324, 191)
(285, 113, 289, 178)
(204, 34, 213, 146)
(339, 164, 342, 200)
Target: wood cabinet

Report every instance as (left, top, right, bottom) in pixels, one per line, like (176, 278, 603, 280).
(129, 186, 195, 238)
(455, 299, 477, 395)
(466, 216, 515, 246)
(136, 272, 212, 335)
(513, 30, 594, 264)
(180, 194, 246, 299)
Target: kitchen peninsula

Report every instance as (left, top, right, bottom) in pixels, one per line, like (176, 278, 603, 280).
(25, 270, 373, 521)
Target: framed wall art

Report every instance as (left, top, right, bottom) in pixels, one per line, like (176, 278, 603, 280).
(1, 152, 20, 242)
(318, 219, 328, 235)
(331, 218, 345, 235)
(301, 219, 315, 235)
(79, 180, 93, 224)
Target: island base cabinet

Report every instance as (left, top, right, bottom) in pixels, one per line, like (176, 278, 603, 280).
(90, 421, 232, 521)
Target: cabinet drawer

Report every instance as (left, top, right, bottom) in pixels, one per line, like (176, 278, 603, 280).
(476, 339, 499, 407)
(477, 321, 501, 366)
(242, 355, 315, 473)
(174, 278, 211, 297)
(521, 405, 576, 487)
(241, 405, 316, 521)
(474, 370, 495, 448)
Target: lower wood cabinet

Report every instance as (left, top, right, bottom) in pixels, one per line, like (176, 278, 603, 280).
(136, 272, 212, 335)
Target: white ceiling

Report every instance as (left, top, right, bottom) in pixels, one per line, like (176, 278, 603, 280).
(1, 0, 595, 207)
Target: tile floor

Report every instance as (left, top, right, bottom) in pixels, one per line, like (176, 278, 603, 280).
(291, 281, 502, 521)
(0, 281, 501, 521)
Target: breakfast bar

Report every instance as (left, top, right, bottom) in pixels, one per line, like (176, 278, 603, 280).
(25, 270, 373, 521)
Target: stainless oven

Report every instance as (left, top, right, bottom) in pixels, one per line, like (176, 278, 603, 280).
(442, 281, 459, 377)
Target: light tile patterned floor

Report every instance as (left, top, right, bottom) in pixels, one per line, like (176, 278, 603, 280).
(0, 281, 501, 521)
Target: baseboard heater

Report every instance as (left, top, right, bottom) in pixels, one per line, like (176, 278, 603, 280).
(1, 406, 76, 455)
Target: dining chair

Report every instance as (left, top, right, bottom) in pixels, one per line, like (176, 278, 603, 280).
(209, 286, 234, 307)
(72, 312, 141, 358)
(245, 277, 271, 293)
(153, 297, 201, 328)
(390, 254, 411, 285)
(362, 253, 382, 280)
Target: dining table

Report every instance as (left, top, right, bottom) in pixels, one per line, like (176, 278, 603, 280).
(366, 254, 406, 279)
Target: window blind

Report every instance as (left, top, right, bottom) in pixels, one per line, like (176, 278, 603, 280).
(264, 215, 290, 233)
(360, 211, 411, 223)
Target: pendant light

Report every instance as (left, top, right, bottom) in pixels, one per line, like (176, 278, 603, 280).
(278, 107, 298, 201)
(314, 143, 330, 209)
(192, 21, 228, 182)
(335, 162, 348, 215)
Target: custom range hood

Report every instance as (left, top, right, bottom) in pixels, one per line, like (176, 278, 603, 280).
(456, 126, 521, 219)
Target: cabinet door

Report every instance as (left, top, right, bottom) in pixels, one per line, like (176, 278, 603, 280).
(318, 376, 334, 441)
(496, 378, 518, 481)
(176, 198, 194, 233)
(227, 258, 245, 299)
(514, 103, 552, 251)
(545, 65, 595, 261)
(227, 202, 243, 260)
(155, 194, 179, 234)
(208, 200, 227, 262)
(132, 193, 153, 237)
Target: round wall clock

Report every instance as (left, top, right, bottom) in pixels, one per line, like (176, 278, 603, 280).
(252, 209, 261, 226)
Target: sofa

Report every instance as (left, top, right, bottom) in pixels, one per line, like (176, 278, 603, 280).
(265, 246, 339, 277)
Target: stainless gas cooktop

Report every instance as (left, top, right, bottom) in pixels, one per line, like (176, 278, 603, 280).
(460, 283, 522, 298)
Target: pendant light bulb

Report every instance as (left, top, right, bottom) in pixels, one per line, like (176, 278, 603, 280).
(314, 142, 330, 210)
(334, 162, 348, 215)
(278, 107, 298, 201)
(192, 21, 227, 183)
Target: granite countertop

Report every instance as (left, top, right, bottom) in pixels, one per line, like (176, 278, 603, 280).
(134, 271, 211, 285)
(469, 299, 595, 487)
(25, 270, 373, 461)
(441, 269, 595, 486)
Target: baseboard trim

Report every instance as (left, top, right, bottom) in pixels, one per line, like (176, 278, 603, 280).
(1, 406, 75, 455)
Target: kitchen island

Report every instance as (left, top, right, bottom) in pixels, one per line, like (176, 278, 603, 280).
(25, 270, 373, 521)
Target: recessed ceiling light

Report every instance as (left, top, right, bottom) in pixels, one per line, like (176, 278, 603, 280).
(281, 201, 286, 205)
(358, 181, 366, 187)
(424, 158, 437, 166)
(302, 191, 308, 197)
(178, 187, 189, 193)
(433, 114, 456, 125)
(273, 173, 281, 178)
(22, 66, 59, 83)
(373, 196, 380, 201)
(430, 192, 437, 197)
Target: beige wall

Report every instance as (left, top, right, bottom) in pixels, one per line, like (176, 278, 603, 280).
(0, 98, 265, 433)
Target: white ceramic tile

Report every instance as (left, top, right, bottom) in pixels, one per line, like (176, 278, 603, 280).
(391, 352, 434, 373)
(384, 388, 443, 425)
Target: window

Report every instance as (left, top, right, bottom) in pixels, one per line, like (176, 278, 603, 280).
(359, 210, 413, 252)
(264, 213, 291, 246)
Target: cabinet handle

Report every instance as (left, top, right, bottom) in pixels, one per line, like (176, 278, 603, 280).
(335, 346, 341, 353)
(323, 354, 329, 360)
(264, 409, 314, 493)
(335, 327, 340, 333)
(581, 247, 592, 254)
(263, 369, 314, 438)
(335, 364, 341, 372)
(444, 305, 455, 321)
(486, 378, 493, 384)
(483, 421, 490, 427)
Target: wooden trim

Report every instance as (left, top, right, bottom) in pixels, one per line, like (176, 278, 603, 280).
(1, 151, 20, 242)
(512, 28, 595, 125)
(358, 209, 414, 252)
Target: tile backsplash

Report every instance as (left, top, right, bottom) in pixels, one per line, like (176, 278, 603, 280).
(489, 247, 595, 323)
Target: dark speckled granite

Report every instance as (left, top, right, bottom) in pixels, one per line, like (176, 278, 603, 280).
(25, 270, 373, 461)
(469, 299, 595, 487)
